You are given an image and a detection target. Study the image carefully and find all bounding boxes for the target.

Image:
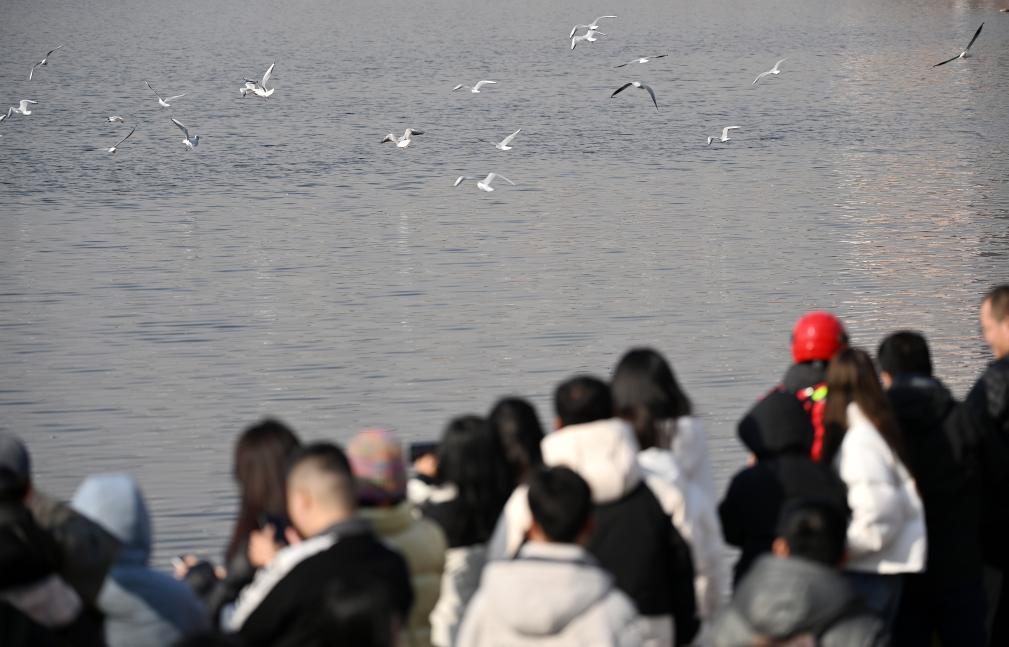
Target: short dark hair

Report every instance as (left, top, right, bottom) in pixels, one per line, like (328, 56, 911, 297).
(985, 285, 1009, 322)
(877, 331, 933, 377)
(776, 499, 849, 566)
(288, 442, 356, 508)
(527, 466, 592, 543)
(554, 375, 613, 427)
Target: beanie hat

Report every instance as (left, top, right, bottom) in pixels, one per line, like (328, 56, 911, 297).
(0, 432, 31, 500)
(347, 429, 407, 506)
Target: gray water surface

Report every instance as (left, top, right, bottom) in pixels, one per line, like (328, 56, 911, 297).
(2, 0, 1008, 567)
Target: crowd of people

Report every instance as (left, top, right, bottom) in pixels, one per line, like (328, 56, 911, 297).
(2, 284, 1009, 647)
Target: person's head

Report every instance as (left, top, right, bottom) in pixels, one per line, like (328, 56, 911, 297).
(981, 285, 1009, 359)
(346, 429, 407, 507)
(772, 499, 849, 567)
(791, 311, 849, 364)
(488, 398, 545, 486)
(526, 466, 593, 545)
(228, 418, 301, 561)
(877, 331, 932, 387)
(0, 432, 31, 504)
(737, 389, 814, 460)
(554, 375, 613, 429)
(436, 415, 513, 542)
(611, 347, 693, 450)
(821, 348, 908, 468)
(286, 443, 357, 538)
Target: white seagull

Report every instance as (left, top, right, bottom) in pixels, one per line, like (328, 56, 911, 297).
(453, 173, 516, 192)
(453, 80, 497, 93)
(241, 62, 276, 97)
(0, 106, 13, 122)
(616, 55, 668, 68)
(12, 100, 38, 115)
(107, 115, 125, 123)
(753, 58, 787, 85)
(146, 81, 186, 108)
(494, 128, 522, 151)
(707, 126, 740, 145)
(569, 15, 617, 38)
(28, 45, 64, 80)
(611, 81, 658, 110)
(106, 127, 136, 154)
(933, 23, 984, 67)
(171, 117, 200, 150)
(381, 128, 424, 148)
(571, 29, 606, 50)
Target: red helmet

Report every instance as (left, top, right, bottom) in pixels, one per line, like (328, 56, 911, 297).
(791, 311, 848, 363)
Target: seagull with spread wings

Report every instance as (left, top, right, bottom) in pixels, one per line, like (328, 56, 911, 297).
(454, 173, 515, 192)
(611, 81, 658, 111)
(933, 23, 984, 67)
(106, 127, 136, 154)
(28, 45, 63, 80)
(147, 81, 187, 108)
(569, 15, 617, 38)
(616, 55, 667, 68)
(707, 126, 740, 145)
(171, 117, 200, 150)
(753, 58, 787, 85)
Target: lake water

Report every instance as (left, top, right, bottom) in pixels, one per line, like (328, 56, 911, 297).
(2, 0, 1008, 568)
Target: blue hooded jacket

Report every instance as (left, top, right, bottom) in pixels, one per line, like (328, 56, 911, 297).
(71, 474, 209, 647)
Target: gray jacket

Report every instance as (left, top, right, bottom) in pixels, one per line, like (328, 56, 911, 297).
(456, 542, 643, 647)
(711, 555, 887, 647)
(71, 474, 209, 647)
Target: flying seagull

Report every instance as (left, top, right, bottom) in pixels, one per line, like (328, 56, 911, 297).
(453, 80, 497, 93)
(12, 100, 39, 115)
(753, 58, 787, 85)
(381, 128, 424, 148)
(494, 128, 522, 151)
(616, 55, 668, 68)
(0, 106, 14, 122)
(28, 45, 63, 80)
(611, 81, 658, 110)
(569, 15, 617, 38)
(933, 23, 984, 67)
(453, 173, 516, 192)
(106, 127, 136, 154)
(571, 29, 606, 50)
(107, 115, 125, 123)
(241, 62, 276, 97)
(171, 117, 200, 150)
(707, 126, 740, 145)
(146, 81, 186, 108)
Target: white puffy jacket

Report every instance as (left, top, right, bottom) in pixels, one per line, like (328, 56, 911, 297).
(834, 403, 927, 574)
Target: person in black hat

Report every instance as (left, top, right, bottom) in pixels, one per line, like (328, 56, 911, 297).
(718, 391, 848, 585)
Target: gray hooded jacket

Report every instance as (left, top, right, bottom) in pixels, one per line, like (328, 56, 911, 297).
(456, 542, 643, 647)
(711, 555, 887, 647)
(71, 474, 209, 647)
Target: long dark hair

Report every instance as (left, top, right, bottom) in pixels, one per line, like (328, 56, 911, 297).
(488, 397, 544, 486)
(226, 418, 301, 562)
(611, 347, 693, 450)
(821, 348, 910, 468)
(436, 415, 513, 542)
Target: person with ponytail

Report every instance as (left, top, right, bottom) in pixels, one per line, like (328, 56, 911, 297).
(821, 348, 926, 627)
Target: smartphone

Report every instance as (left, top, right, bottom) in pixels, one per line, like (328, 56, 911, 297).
(258, 513, 290, 545)
(409, 441, 439, 463)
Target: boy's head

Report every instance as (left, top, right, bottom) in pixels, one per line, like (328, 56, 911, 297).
(553, 375, 613, 429)
(287, 443, 357, 538)
(527, 466, 593, 545)
(877, 331, 932, 386)
(772, 499, 849, 567)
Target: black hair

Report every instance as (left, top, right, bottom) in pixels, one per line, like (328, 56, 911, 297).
(527, 466, 593, 543)
(554, 375, 613, 428)
(776, 498, 849, 566)
(488, 397, 544, 486)
(877, 331, 933, 377)
(436, 415, 513, 542)
(289, 442, 354, 479)
(611, 348, 693, 450)
(985, 284, 1009, 322)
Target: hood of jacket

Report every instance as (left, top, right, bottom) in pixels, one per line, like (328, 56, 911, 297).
(782, 361, 828, 393)
(738, 390, 813, 459)
(71, 474, 151, 565)
(725, 554, 860, 639)
(542, 418, 642, 504)
(481, 542, 615, 636)
(886, 374, 954, 434)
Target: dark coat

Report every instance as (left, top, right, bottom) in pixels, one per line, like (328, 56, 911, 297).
(886, 375, 983, 586)
(721, 390, 848, 585)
